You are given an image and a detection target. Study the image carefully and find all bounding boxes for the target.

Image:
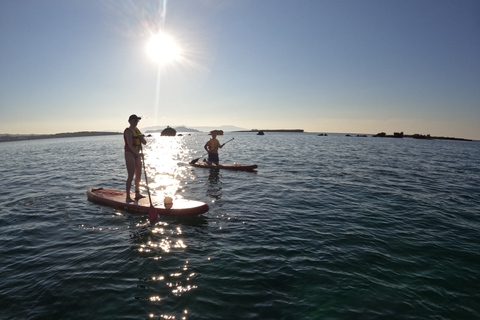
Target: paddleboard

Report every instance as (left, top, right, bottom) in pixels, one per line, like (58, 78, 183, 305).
(191, 161, 258, 171)
(87, 188, 209, 217)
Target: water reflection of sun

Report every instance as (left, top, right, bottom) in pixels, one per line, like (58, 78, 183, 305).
(143, 134, 189, 200)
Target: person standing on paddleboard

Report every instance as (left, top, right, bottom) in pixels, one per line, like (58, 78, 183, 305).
(204, 131, 225, 165)
(124, 114, 147, 202)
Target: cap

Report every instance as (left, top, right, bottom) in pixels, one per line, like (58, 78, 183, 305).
(128, 114, 141, 121)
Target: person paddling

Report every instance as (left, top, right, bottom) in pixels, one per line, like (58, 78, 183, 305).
(124, 114, 147, 202)
(204, 131, 225, 165)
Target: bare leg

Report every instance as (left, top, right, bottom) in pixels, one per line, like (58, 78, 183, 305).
(125, 151, 136, 202)
(134, 155, 145, 199)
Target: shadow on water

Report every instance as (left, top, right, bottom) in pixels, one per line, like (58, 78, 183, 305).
(206, 168, 222, 201)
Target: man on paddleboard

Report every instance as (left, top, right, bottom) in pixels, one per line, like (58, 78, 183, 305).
(124, 114, 147, 202)
(204, 130, 225, 165)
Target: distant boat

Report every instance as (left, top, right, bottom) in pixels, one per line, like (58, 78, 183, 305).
(257, 131, 264, 135)
(161, 126, 177, 136)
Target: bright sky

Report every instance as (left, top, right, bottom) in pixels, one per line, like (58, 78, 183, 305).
(1, 0, 479, 139)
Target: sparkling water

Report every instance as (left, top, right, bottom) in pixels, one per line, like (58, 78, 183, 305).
(0, 133, 479, 319)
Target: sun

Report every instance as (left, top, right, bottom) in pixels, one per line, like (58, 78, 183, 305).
(146, 32, 182, 65)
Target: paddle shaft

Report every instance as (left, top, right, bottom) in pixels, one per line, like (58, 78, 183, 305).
(140, 145, 159, 224)
(140, 145, 153, 206)
(190, 138, 235, 164)
(222, 138, 235, 146)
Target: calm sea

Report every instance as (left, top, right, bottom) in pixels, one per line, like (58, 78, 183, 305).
(0, 132, 479, 320)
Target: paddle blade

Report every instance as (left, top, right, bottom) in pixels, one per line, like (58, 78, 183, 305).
(189, 158, 200, 165)
(148, 205, 158, 224)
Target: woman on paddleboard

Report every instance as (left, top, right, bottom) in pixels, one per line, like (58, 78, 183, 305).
(124, 114, 147, 202)
(204, 131, 225, 165)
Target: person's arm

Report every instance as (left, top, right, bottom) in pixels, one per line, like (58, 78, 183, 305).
(204, 141, 209, 152)
(138, 130, 147, 145)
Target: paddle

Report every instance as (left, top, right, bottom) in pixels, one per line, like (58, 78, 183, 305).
(140, 145, 158, 224)
(189, 138, 235, 165)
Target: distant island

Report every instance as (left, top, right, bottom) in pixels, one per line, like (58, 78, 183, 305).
(0, 131, 121, 143)
(2, 129, 472, 143)
(371, 131, 472, 141)
(235, 129, 304, 133)
(146, 126, 200, 134)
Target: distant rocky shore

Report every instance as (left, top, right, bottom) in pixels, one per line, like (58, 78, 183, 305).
(0, 131, 121, 143)
(235, 129, 304, 133)
(1, 129, 473, 143)
(371, 132, 472, 141)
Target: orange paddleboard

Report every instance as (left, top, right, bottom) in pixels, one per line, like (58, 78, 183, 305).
(87, 188, 209, 217)
(192, 161, 258, 171)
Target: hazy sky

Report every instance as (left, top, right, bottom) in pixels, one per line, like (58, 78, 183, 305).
(1, 0, 479, 139)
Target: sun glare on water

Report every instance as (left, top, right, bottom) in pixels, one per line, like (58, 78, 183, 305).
(146, 32, 182, 65)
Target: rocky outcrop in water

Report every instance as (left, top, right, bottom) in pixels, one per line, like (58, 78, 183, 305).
(160, 126, 177, 136)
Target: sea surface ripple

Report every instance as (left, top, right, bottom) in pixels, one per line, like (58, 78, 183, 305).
(0, 133, 479, 319)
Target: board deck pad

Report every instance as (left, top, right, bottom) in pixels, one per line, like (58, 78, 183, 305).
(87, 188, 209, 217)
(192, 161, 258, 171)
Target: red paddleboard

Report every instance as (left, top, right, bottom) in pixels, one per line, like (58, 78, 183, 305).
(192, 161, 258, 171)
(87, 188, 209, 217)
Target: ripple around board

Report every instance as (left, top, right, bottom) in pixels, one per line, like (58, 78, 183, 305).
(0, 134, 479, 319)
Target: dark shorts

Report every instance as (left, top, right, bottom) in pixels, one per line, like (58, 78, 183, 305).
(208, 152, 219, 163)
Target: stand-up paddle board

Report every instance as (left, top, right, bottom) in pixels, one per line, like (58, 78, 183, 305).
(87, 188, 209, 217)
(191, 161, 258, 171)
